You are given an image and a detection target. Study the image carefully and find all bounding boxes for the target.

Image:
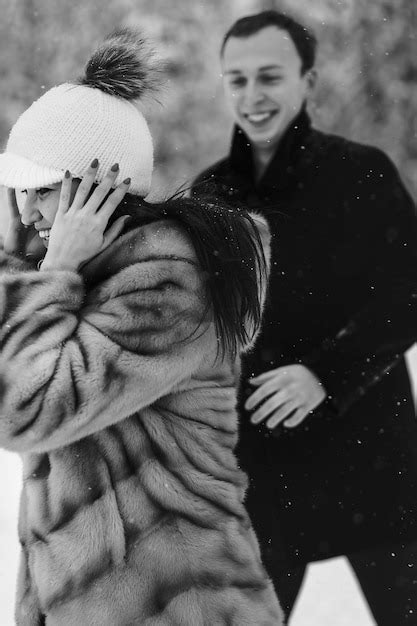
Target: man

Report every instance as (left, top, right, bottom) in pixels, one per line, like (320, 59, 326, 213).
(192, 10, 417, 624)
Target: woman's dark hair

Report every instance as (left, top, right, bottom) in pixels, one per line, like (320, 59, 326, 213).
(109, 191, 268, 361)
(220, 10, 317, 75)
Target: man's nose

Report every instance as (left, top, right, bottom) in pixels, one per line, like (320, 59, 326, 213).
(20, 195, 41, 226)
(243, 80, 265, 107)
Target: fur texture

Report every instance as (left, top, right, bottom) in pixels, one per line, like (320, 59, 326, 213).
(79, 28, 161, 100)
(0, 217, 282, 625)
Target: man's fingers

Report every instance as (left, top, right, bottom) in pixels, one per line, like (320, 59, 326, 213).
(247, 365, 325, 431)
(283, 408, 309, 429)
(265, 401, 300, 430)
(250, 390, 292, 424)
(245, 379, 287, 411)
(57, 171, 73, 214)
(249, 368, 289, 386)
(249, 370, 280, 385)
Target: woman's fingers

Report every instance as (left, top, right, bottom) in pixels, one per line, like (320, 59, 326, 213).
(7, 189, 20, 218)
(70, 159, 99, 209)
(101, 215, 130, 250)
(98, 178, 131, 223)
(57, 170, 73, 215)
(65, 162, 126, 217)
(85, 163, 120, 211)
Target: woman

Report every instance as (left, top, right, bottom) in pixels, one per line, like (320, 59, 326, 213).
(0, 30, 283, 625)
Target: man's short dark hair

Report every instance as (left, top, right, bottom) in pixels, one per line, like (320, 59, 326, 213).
(220, 10, 317, 75)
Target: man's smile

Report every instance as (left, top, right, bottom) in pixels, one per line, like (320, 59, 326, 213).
(243, 110, 279, 125)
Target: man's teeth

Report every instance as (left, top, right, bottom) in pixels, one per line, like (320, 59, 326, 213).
(39, 230, 51, 239)
(246, 112, 275, 123)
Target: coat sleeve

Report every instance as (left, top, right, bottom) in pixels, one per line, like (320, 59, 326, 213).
(303, 148, 417, 415)
(0, 247, 213, 454)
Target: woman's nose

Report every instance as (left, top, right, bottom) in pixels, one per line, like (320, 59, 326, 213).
(20, 195, 41, 226)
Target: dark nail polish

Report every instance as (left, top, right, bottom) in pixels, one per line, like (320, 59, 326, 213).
(91, 158, 99, 168)
(65, 170, 71, 178)
(123, 178, 131, 185)
(111, 163, 119, 172)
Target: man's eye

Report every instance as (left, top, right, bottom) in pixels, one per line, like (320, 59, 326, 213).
(229, 79, 246, 88)
(260, 75, 283, 84)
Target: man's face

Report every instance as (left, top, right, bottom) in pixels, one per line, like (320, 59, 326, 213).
(222, 26, 314, 151)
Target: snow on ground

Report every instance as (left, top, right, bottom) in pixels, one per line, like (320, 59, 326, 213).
(0, 451, 20, 626)
(290, 559, 376, 625)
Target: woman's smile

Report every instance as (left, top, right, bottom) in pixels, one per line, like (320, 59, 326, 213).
(37, 228, 51, 244)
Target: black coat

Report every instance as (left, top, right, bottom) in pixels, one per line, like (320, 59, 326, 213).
(192, 109, 417, 574)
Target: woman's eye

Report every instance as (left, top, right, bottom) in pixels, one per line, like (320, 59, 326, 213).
(37, 188, 51, 198)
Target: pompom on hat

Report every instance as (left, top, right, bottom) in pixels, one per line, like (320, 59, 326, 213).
(0, 29, 160, 196)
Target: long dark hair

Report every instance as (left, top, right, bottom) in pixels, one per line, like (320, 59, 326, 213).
(109, 192, 268, 360)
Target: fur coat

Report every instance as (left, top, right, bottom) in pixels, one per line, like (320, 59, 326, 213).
(0, 217, 283, 625)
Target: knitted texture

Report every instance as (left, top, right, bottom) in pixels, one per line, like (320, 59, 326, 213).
(0, 83, 153, 195)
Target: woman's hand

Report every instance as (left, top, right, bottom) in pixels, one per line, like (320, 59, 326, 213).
(41, 161, 130, 272)
(4, 189, 44, 262)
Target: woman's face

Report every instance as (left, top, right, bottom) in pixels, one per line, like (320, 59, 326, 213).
(17, 180, 79, 247)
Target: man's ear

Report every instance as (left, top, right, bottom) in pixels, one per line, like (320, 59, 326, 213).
(306, 68, 318, 92)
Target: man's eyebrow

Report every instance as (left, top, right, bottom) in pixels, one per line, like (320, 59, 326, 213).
(259, 65, 284, 71)
(223, 64, 284, 75)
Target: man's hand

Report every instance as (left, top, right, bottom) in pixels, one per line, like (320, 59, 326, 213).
(245, 364, 327, 430)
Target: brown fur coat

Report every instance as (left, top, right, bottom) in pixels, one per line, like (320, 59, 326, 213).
(0, 218, 283, 625)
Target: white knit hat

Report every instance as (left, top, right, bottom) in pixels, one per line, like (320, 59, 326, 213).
(0, 30, 158, 196)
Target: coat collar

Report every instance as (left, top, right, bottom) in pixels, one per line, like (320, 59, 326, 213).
(229, 106, 312, 193)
